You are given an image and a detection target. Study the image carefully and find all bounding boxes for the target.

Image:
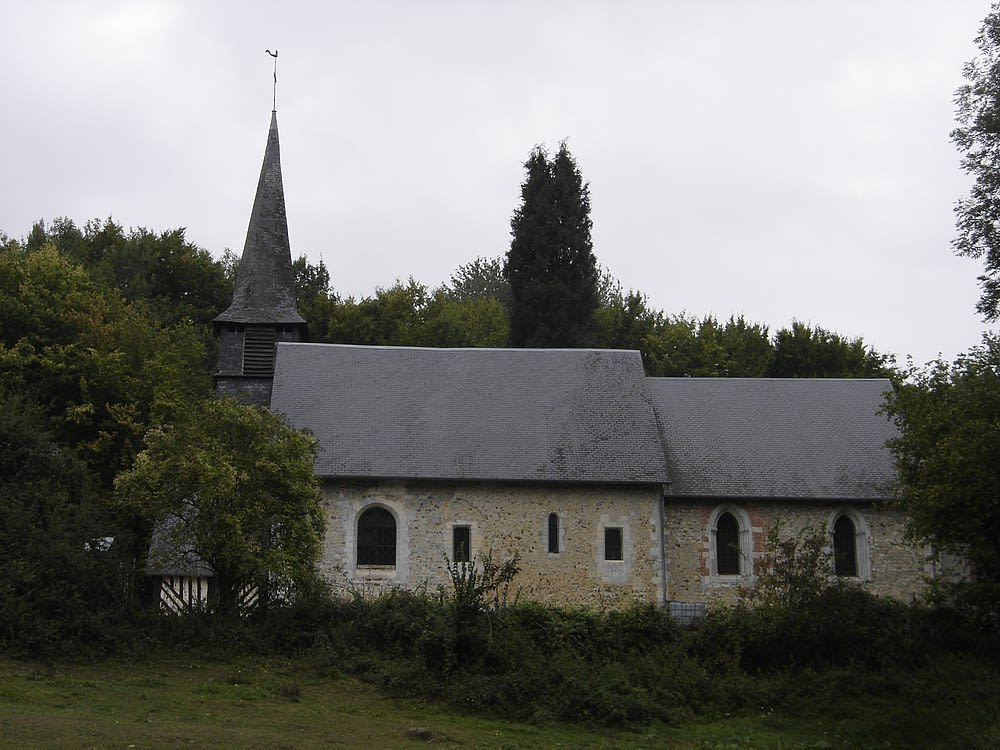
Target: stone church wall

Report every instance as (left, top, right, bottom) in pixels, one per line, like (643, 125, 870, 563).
(663, 499, 929, 606)
(319, 479, 665, 609)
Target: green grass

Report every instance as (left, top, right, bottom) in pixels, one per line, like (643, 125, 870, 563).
(0, 654, 995, 749)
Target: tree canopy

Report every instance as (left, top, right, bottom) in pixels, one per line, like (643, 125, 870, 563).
(114, 397, 325, 616)
(884, 336, 1000, 621)
(0, 390, 126, 652)
(953, 2, 1000, 319)
(28, 217, 231, 328)
(505, 143, 599, 347)
(882, 5, 1000, 626)
(0, 240, 211, 485)
(443, 256, 510, 308)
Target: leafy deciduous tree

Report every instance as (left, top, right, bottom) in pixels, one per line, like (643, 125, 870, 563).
(953, 3, 1000, 320)
(0, 242, 210, 485)
(767, 321, 892, 379)
(0, 392, 125, 652)
(114, 397, 325, 616)
(884, 335, 1000, 620)
(30, 218, 231, 328)
(443, 256, 510, 307)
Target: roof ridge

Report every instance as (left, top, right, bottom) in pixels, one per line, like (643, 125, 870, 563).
(277, 342, 642, 355)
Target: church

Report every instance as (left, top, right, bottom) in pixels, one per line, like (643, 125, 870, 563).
(151, 110, 930, 615)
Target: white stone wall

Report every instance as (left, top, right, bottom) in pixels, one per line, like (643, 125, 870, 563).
(319, 479, 666, 609)
(663, 499, 930, 606)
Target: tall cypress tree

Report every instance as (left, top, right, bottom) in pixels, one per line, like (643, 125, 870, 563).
(505, 143, 598, 347)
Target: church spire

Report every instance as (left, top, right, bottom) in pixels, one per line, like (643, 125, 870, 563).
(213, 109, 306, 407)
(214, 110, 305, 327)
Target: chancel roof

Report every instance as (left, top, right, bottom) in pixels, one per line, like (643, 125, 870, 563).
(215, 111, 305, 326)
(648, 377, 897, 500)
(270, 343, 668, 484)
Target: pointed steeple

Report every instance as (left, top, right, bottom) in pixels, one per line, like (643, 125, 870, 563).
(213, 110, 307, 407)
(215, 110, 305, 326)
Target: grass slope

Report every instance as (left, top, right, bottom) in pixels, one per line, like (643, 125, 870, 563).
(0, 654, 996, 749)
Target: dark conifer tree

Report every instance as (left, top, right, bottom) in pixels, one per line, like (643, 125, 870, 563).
(505, 143, 598, 347)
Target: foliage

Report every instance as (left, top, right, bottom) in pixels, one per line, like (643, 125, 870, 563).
(28, 217, 231, 328)
(114, 397, 325, 617)
(442, 255, 510, 307)
(953, 3, 1000, 319)
(292, 254, 333, 306)
(0, 391, 133, 654)
(687, 522, 936, 676)
(505, 143, 599, 347)
(291, 254, 335, 332)
(0, 241, 211, 486)
(884, 334, 1000, 624)
(11, 653, 1000, 750)
(445, 549, 521, 616)
(748, 522, 837, 609)
(767, 320, 892, 378)
(307, 278, 509, 349)
(445, 550, 520, 663)
(592, 294, 889, 379)
(265, 247, 891, 379)
(444, 254, 617, 311)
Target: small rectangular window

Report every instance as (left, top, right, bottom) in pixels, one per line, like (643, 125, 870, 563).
(604, 527, 623, 561)
(453, 525, 471, 563)
(548, 513, 560, 554)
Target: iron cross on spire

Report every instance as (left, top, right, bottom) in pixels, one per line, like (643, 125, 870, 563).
(266, 49, 278, 110)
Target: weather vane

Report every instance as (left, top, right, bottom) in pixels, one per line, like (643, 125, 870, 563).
(266, 49, 278, 110)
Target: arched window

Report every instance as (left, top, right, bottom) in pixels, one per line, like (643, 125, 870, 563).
(357, 507, 396, 567)
(707, 505, 752, 579)
(827, 508, 871, 581)
(833, 515, 858, 577)
(715, 512, 741, 575)
(547, 513, 560, 554)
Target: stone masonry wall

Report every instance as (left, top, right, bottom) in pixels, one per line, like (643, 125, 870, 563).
(664, 499, 929, 606)
(320, 479, 665, 610)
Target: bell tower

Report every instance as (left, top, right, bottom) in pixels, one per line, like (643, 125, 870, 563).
(213, 109, 306, 406)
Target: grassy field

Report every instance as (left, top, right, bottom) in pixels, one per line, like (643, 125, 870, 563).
(0, 654, 996, 749)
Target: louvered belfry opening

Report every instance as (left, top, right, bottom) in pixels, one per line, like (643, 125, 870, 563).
(243, 326, 277, 376)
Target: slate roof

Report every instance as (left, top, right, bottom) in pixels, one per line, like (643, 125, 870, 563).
(270, 343, 668, 484)
(648, 378, 897, 500)
(215, 110, 305, 326)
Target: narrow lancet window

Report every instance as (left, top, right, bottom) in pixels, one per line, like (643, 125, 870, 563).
(833, 515, 858, 577)
(715, 512, 740, 575)
(453, 525, 471, 563)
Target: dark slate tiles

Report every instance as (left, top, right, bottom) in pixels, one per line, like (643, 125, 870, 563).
(271, 344, 668, 484)
(648, 377, 897, 500)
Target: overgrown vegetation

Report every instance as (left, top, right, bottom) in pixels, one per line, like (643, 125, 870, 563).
(3, 535, 994, 747)
(7, 577, 991, 747)
(114, 396, 325, 617)
(885, 335, 1000, 628)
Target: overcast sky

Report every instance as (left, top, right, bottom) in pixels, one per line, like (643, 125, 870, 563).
(2, 1, 996, 366)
